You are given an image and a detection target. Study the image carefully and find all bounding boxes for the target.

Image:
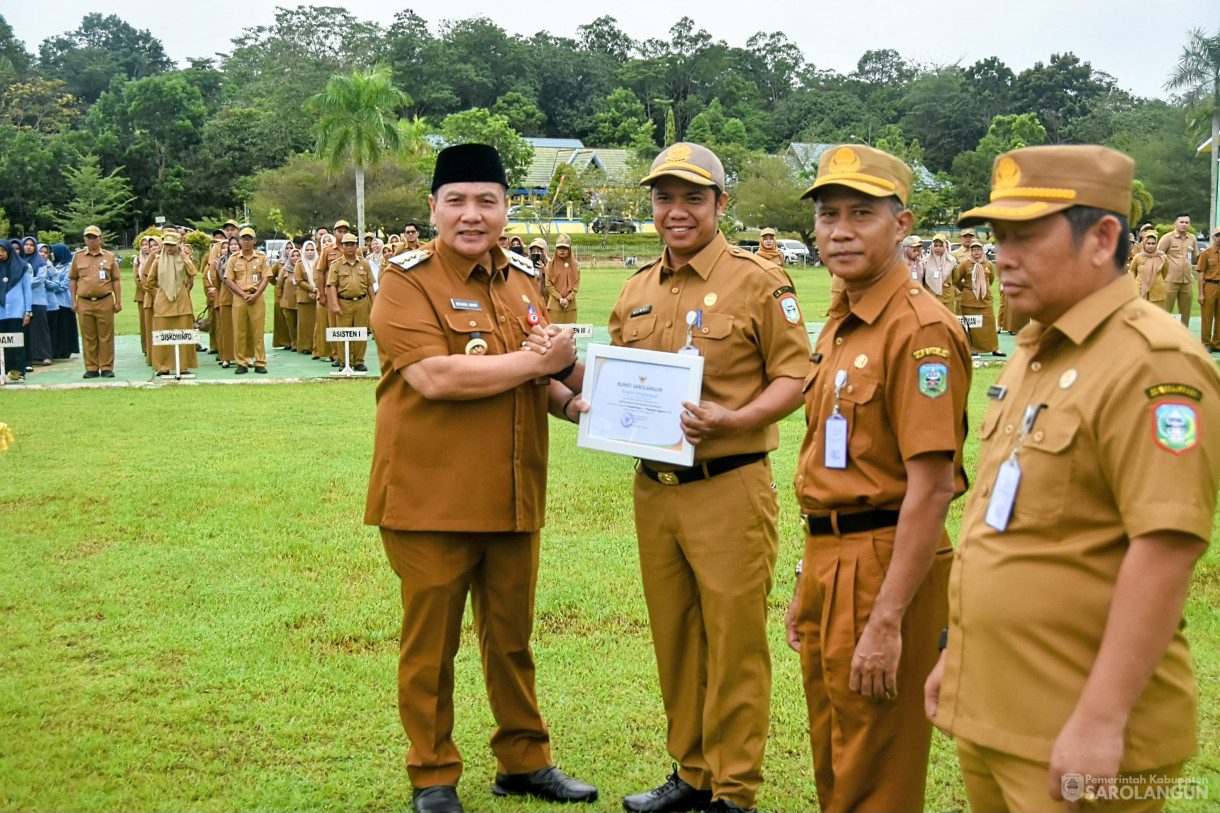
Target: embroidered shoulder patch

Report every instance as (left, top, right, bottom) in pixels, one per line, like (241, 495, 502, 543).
(1153, 402, 1197, 454)
(1145, 383, 1202, 401)
(779, 294, 802, 325)
(912, 346, 951, 360)
(919, 363, 948, 398)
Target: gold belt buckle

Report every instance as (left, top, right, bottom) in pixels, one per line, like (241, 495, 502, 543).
(801, 514, 811, 534)
(658, 471, 680, 486)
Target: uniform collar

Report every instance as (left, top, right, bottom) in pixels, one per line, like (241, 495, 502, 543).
(829, 260, 910, 326)
(433, 237, 510, 281)
(1017, 273, 1137, 350)
(659, 231, 728, 281)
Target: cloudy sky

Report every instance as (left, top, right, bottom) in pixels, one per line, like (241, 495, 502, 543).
(10, 0, 1217, 101)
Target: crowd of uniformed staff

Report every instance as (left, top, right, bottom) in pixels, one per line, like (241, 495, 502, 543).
(359, 140, 1220, 813)
(3, 134, 1219, 813)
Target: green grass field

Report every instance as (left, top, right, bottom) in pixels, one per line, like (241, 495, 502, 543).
(1, 262, 1217, 812)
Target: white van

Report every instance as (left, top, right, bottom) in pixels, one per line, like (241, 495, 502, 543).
(263, 239, 289, 261)
(776, 239, 809, 264)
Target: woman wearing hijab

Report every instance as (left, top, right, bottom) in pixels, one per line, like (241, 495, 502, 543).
(293, 240, 319, 356)
(367, 237, 385, 292)
(21, 237, 53, 367)
(40, 243, 63, 361)
(144, 231, 199, 376)
(133, 237, 153, 358)
(48, 244, 79, 358)
(276, 246, 300, 351)
(214, 236, 240, 368)
(0, 239, 32, 382)
(140, 234, 163, 364)
(315, 234, 336, 361)
(952, 240, 1005, 357)
(544, 234, 580, 323)
(385, 233, 401, 260)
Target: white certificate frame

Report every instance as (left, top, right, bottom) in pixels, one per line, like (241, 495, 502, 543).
(577, 343, 704, 466)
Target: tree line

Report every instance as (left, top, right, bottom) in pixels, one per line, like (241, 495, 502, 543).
(0, 9, 1215, 244)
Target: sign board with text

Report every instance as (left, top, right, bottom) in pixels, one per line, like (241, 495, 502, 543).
(153, 329, 200, 346)
(326, 327, 368, 342)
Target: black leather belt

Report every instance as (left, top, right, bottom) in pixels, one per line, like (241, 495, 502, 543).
(638, 452, 766, 486)
(80, 295, 111, 301)
(339, 295, 367, 301)
(802, 509, 900, 536)
(1205, 280, 1220, 285)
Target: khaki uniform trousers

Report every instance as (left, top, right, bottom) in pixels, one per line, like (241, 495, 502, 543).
(137, 299, 150, 358)
(957, 738, 1183, 813)
(633, 456, 779, 809)
(296, 300, 315, 354)
(282, 306, 298, 350)
(1200, 281, 1220, 347)
(217, 304, 235, 363)
(231, 294, 266, 366)
(936, 287, 958, 314)
(796, 525, 952, 812)
(207, 298, 218, 351)
(76, 296, 116, 372)
(314, 300, 328, 357)
(273, 300, 291, 348)
(1162, 280, 1192, 325)
(381, 528, 552, 789)
(333, 296, 371, 365)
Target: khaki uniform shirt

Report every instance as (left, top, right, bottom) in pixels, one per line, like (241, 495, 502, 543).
(327, 256, 374, 298)
(951, 244, 974, 264)
(921, 251, 955, 296)
(365, 240, 552, 532)
(608, 231, 812, 463)
(276, 264, 298, 309)
(937, 275, 1220, 770)
(225, 251, 270, 293)
(68, 248, 120, 298)
(544, 257, 579, 300)
(144, 254, 197, 317)
(795, 261, 971, 512)
(756, 247, 786, 267)
(1196, 244, 1220, 281)
(293, 261, 318, 304)
(1157, 231, 1197, 284)
(953, 259, 995, 308)
(1128, 251, 1168, 301)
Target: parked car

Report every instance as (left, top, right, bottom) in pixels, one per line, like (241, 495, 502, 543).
(262, 239, 289, 261)
(776, 239, 809, 264)
(592, 216, 636, 234)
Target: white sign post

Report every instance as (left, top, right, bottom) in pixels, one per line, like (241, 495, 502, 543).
(0, 332, 23, 385)
(152, 329, 200, 380)
(326, 326, 368, 376)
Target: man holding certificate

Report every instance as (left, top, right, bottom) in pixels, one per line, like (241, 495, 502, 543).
(365, 143, 596, 813)
(605, 142, 812, 813)
(783, 145, 971, 811)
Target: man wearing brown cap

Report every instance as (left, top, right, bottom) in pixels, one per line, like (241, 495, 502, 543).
(366, 142, 595, 813)
(756, 227, 786, 266)
(326, 233, 375, 370)
(544, 234, 579, 323)
(902, 235, 923, 280)
(223, 227, 270, 374)
(68, 225, 122, 378)
(952, 228, 977, 263)
(783, 145, 970, 812)
(317, 220, 351, 364)
(1195, 228, 1220, 352)
(1157, 214, 1197, 326)
(600, 142, 810, 813)
(921, 233, 957, 312)
(926, 145, 1220, 811)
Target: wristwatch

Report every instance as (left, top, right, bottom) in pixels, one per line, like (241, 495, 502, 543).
(794, 558, 803, 579)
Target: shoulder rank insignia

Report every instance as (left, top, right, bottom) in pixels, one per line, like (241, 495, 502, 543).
(388, 249, 432, 271)
(505, 251, 536, 276)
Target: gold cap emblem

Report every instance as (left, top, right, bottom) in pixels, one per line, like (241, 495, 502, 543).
(666, 144, 693, 163)
(828, 148, 861, 175)
(994, 157, 1021, 190)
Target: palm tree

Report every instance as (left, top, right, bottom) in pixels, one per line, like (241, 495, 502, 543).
(1166, 27, 1220, 230)
(1130, 179, 1155, 226)
(305, 65, 411, 239)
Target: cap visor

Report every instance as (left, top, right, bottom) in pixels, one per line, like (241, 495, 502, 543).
(640, 169, 717, 187)
(800, 178, 898, 202)
(958, 198, 1074, 227)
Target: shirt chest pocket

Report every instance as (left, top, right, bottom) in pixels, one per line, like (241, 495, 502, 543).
(839, 375, 879, 457)
(1013, 412, 1080, 520)
(694, 313, 736, 374)
(443, 312, 500, 355)
(621, 314, 656, 346)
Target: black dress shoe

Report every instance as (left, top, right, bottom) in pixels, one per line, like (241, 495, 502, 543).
(623, 766, 712, 813)
(493, 765, 598, 803)
(991, 350, 1007, 357)
(412, 785, 464, 813)
(83, 371, 100, 379)
(235, 365, 248, 374)
(100, 370, 115, 378)
(331, 359, 341, 367)
(254, 366, 267, 374)
(353, 364, 367, 371)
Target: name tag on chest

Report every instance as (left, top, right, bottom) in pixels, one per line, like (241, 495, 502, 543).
(984, 460, 1022, 532)
(98, 268, 107, 281)
(451, 299, 483, 311)
(824, 414, 848, 469)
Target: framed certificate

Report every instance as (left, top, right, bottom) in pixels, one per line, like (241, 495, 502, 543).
(577, 343, 704, 466)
